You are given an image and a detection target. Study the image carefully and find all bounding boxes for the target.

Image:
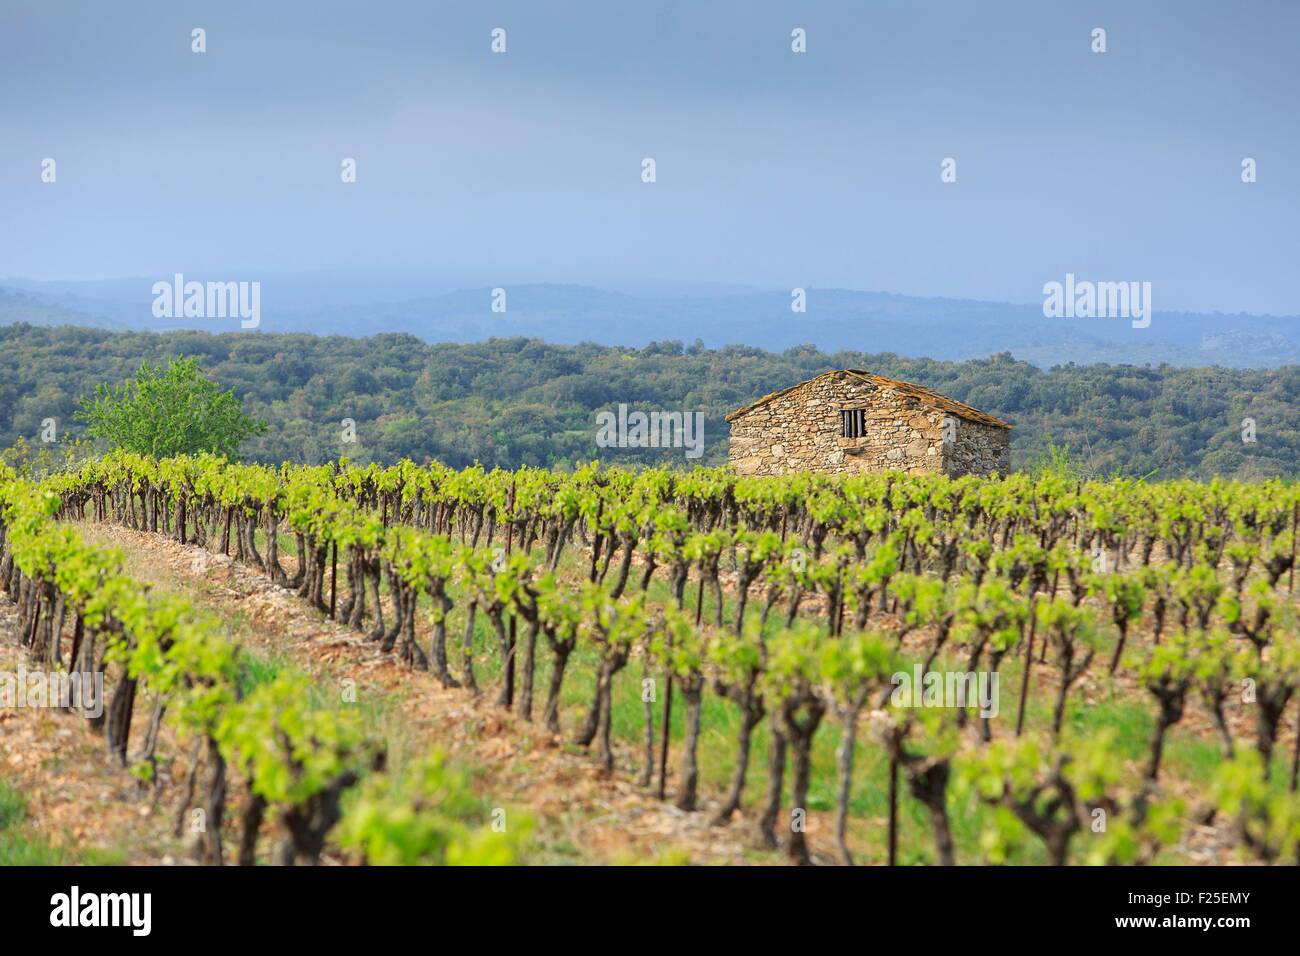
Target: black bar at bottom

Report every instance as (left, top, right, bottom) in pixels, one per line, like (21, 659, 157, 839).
(0, 865, 1279, 942)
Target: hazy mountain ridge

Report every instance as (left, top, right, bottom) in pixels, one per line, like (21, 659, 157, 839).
(2, 279, 1297, 369)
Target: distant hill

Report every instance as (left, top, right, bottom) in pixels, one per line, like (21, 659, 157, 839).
(0, 287, 127, 331)
(2, 324, 1297, 480)
(2, 279, 1297, 369)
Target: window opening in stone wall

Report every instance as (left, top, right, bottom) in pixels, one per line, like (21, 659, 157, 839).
(841, 408, 867, 438)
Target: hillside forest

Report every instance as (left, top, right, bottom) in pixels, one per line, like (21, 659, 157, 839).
(2, 323, 1298, 479)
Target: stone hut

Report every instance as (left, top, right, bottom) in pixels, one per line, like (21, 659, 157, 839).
(726, 369, 1011, 477)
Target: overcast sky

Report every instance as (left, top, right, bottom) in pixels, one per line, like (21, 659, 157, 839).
(1, 0, 1295, 314)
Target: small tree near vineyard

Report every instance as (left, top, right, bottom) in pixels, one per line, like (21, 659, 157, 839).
(77, 356, 266, 458)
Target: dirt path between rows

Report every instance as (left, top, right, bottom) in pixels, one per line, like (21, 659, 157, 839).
(0, 601, 184, 864)
(69, 523, 780, 865)
(5, 521, 1258, 865)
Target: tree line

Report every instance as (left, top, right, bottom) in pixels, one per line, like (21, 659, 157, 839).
(2, 322, 1297, 478)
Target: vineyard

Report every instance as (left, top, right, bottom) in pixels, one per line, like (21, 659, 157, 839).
(4, 452, 1300, 865)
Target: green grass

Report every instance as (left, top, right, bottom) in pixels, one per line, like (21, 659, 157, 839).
(440, 548, 1256, 863)
(0, 782, 65, 865)
(430, 560, 1057, 863)
(0, 782, 26, 830)
(296, 540, 1263, 864)
(237, 651, 292, 695)
(183, 528, 1255, 864)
